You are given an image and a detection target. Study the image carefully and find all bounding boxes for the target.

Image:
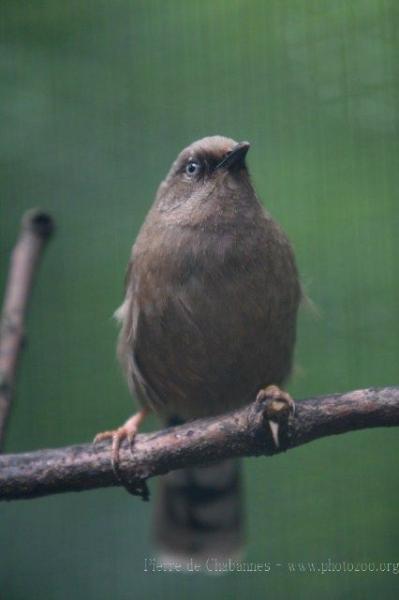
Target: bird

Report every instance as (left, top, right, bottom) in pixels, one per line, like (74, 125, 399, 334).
(95, 135, 301, 563)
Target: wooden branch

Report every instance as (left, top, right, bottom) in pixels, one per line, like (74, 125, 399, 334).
(0, 209, 54, 449)
(0, 386, 398, 502)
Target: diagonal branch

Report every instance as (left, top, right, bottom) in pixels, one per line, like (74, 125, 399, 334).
(0, 209, 54, 449)
(0, 386, 398, 502)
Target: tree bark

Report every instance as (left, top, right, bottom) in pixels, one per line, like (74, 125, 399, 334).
(1, 386, 398, 502)
(0, 210, 54, 449)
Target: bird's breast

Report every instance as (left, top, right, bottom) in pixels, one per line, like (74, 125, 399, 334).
(125, 215, 300, 420)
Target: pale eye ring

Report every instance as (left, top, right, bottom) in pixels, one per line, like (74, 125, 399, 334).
(185, 160, 201, 177)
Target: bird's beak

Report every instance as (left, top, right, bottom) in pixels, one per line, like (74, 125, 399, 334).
(216, 141, 250, 170)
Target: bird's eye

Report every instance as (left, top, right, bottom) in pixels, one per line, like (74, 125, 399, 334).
(185, 160, 201, 177)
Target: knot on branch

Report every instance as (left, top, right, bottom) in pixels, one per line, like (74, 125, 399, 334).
(22, 209, 55, 240)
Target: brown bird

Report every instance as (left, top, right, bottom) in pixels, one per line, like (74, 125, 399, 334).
(95, 135, 301, 562)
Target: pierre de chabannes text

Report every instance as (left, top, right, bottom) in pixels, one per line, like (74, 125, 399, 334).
(144, 557, 399, 575)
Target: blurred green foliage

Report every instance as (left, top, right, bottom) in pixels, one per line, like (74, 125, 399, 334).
(1, 1, 398, 598)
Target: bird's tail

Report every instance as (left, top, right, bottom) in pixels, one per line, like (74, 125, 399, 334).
(153, 458, 245, 564)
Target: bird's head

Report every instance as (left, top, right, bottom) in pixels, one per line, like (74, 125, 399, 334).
(155, 136, 252, 216)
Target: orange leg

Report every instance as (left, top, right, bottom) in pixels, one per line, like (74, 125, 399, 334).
(94, 407, 149, 478)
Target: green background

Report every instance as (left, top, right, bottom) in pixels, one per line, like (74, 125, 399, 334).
(1, 1, 398, 598)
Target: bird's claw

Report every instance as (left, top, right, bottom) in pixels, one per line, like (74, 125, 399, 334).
(93, 408, 149, 499)
(255, 385, 295, 448)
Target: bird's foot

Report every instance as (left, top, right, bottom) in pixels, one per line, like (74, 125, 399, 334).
(94, 408, 149, 499)
(255, 385, 295, 449)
